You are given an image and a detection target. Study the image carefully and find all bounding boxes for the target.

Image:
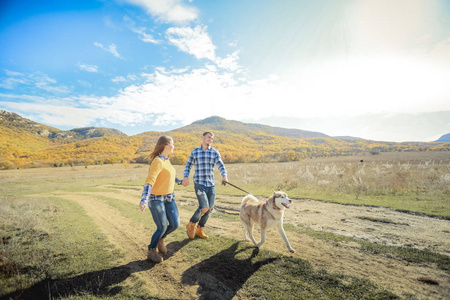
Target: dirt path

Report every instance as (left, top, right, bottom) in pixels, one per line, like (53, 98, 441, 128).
(51, 187, 450, 299)
(53, 193, 198, 299)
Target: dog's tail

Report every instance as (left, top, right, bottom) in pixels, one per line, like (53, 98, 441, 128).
(241, 194, 259, 208)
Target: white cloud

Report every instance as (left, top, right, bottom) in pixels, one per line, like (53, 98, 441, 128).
(216, 51, 241, 72)
(94, 42, 123, 59)
(111, 74, 139, 83)
(166, 25, 216, 61)
(166, 25, 241, 71)
(78, 80, 92, 88)
(112, 76, 127, 83)
(123, 15, 161, 44)
(4, 69, 24, 77)
(3, 54, 449, 141)
(125, 0, 198, 23)
(0, 70, 70, 94)
(0, 101, 96, 127)
(78, 63, 99, 73)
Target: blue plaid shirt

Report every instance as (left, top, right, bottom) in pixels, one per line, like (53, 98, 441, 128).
(183, 145, 227, 187)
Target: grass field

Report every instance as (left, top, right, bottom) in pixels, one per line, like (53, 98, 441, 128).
(1, 151, 449, 299)
(214, 151, 450, 218)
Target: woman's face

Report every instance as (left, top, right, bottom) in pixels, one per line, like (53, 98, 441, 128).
(165, 140, 175, 154)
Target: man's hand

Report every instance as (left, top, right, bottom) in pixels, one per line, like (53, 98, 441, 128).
(139, 203, 146, 212)
(222, 176, 228, 186)
(182, 177, 189, 187)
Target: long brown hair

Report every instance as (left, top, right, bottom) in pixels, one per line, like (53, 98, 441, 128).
(149, 136, 173, 162)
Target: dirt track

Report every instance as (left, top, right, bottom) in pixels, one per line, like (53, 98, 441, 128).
(50, 187, 450, 299)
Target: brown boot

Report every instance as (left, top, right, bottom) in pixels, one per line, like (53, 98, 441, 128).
(157, 238, 167, 255)
(147, 248, 163, 263)
(195, 225, 208, 239)
(186, 221, 196, 239)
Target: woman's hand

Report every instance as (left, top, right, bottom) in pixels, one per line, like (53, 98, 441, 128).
(140, 203, 146, 211)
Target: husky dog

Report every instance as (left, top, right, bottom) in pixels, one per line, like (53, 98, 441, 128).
(239, 191, 295, 253)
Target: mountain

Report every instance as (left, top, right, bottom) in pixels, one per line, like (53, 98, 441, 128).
(68, 127, 127, 139)
(0, 110, 61, 136)
(434, 134, 450, 143)
(177, 116, 330, 138)
(0, 110, 126, 140)
(1, 110, 449, 169)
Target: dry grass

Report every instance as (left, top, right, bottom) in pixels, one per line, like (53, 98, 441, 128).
(214, 151, 450, 218)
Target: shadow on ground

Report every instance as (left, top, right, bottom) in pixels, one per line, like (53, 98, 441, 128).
(181, 241, 279, 300)
(1, 239, 190, 300)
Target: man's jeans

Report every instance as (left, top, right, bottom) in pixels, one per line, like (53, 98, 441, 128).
(190, 183, 216, 227)
(148, 197, 180, 249)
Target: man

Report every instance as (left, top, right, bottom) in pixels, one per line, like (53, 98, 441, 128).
(183, 131, 228, 239)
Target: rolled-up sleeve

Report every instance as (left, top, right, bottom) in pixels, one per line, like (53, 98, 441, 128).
(183, 151, 194, 178)
(215, 152, 227, 177)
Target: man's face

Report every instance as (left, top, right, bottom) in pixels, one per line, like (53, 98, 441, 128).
(203, 133, 214, 145)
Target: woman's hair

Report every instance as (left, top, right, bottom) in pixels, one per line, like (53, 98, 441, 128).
(149, 136, 173, 161)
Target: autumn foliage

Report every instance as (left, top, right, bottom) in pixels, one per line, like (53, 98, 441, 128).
(2, 125, 450, 170)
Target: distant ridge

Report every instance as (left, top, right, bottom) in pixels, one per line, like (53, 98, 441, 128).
(434, 133, 450, 143)
(1, 110, 449, 170)
(0, 110, 127, 140)
(69, 127, 127, 139)
(178, 116, 330, 139)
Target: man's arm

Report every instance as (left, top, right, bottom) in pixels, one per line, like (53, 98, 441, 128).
(215, 151, 228, 185)
(182, 150, 194, 186)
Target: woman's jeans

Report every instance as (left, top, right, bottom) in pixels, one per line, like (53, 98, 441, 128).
(148, 197, 180, 249)
(190, 183, 216, 227)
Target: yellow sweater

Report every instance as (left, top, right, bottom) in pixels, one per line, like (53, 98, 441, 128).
(144, 157, 176, 195)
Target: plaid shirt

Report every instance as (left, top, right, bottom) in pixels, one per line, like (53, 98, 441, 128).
(184, 145, 227, 187)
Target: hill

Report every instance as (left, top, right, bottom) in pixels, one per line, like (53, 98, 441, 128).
(179, 116, 330, 138)
(434, 133, 450, 143)
(0, 110, 127, 140)
(1, 110, 450, 169)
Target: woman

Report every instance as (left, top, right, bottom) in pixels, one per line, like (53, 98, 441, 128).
(139, 136, 182, 263)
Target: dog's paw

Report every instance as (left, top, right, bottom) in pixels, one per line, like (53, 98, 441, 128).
(289, 248, 296, 253)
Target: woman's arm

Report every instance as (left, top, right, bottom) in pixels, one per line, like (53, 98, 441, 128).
(139, 183, 152, 211)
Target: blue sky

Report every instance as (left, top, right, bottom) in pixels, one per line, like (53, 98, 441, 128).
(1, 0, 449, 142)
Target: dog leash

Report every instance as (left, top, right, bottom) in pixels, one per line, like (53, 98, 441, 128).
(223, 181, 252, 195)
(224, 181, 279, 207)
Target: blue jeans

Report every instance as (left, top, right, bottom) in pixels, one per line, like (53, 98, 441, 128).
(148, 196, 180, 249)
(190, 183, 216, 227)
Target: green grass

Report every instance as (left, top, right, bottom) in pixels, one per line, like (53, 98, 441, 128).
(285, 224, 450, 273)
(0, 196, 122, 298)
(99, 192, 450, 275)
(179, 235, 401, 300)
(0, 191, 407, 299)
(213, 154, 450, 219)
(1, 155, 447, 299)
